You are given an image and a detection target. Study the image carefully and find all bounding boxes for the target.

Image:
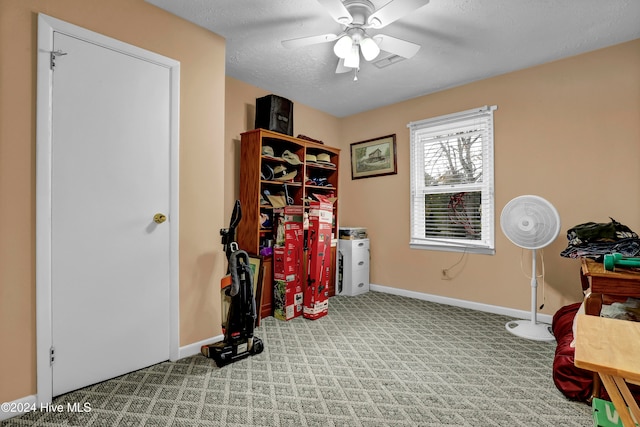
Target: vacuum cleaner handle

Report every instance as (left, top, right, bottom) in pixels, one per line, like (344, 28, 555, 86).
(229, 199, 242, 230)
(221, 200, 243, 263)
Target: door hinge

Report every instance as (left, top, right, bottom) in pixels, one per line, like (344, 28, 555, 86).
(50, 346, 55, 365)
(50, 50, 67, 70)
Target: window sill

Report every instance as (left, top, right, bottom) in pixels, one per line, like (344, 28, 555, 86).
(410, 243, 495, 255)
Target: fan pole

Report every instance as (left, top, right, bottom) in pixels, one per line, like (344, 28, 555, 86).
(504, 248, 555, 341)
(530, 248, 538, 324)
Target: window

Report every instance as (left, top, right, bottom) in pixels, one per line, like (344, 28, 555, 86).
(408, 105, 497, 254)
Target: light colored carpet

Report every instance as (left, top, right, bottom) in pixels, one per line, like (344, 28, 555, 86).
(3, 291, 592, 426)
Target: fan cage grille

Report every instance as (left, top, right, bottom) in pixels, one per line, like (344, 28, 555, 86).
(500, 195, 560, 249)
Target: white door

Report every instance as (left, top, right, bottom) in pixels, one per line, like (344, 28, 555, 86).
(50, 31, 172, 396)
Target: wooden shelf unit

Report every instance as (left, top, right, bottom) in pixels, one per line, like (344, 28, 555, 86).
(237, 128, 340, 319)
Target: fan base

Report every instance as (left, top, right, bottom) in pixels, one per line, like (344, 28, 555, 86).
(505, 320, 555, 342)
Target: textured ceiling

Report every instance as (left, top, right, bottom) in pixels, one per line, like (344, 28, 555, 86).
(146, 0, 640, 118)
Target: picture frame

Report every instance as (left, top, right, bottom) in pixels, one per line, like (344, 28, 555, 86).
(350, 134, 397, 179)
(247, 255, 264, 327)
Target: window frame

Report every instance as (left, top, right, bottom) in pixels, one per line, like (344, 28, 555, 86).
(408, 105, 497, 255)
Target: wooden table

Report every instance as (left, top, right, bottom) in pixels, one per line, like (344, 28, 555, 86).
(574, 314, 640, 427)
(580, 258, 640, 401)
(581, 258, 640, 316)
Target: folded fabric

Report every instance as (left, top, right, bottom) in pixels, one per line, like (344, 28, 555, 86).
(560, 218, 640, 261)
(560, 237, 640, 261)
(565, 217, 637, 247)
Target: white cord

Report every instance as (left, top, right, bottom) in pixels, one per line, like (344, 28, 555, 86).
(520, 248, 546, 309)
(539, 250, 546, 309)
(442, 249, 468, 279)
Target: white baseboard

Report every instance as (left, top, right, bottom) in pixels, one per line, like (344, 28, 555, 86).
(0, 394, 37, 421)
(369, 284, 553, 324)
(177, 334, 224, 360)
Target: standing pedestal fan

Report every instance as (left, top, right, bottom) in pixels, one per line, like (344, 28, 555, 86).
(500, 195, 561, 342)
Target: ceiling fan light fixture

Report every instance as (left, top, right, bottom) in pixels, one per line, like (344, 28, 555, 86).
(333, 35, 353, 59)
(360, 36, 380, 61)
(344, 44, 360, 69)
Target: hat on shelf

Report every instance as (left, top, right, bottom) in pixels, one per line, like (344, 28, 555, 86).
(316, 153, 334, 166)
(305, 153, 318, 163)
(266, 194, 287, 208)
(317, 177, 332, 187)
(262, 145, 277, 158)
(263, 189, 283, 207)
(261, 164, 274, 181)
(281, 150, 302, 165)
(272, 165, 297, 181)
(260, 213, 271, 228)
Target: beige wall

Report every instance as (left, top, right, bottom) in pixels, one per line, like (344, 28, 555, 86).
(224, 77, 341, 214)
(338, 39, 640, 315)
(0, 0, 226, 403)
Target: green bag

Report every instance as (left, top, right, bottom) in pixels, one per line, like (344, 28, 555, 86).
(592, 398, 638, 427)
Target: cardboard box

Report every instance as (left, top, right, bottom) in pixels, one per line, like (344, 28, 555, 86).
(304, 202, 332, 320)
(339, 227, 368, 239)
(273, 206, 304, 320)
(592, 398, 638, 427)
(273, 279, 304, 321)
(273, 246, 300, 282)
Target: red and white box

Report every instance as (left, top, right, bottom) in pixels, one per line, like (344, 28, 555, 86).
(303, 202, 333, 320)
(273, 278, 304, 321)
(273, 206, 304, 320)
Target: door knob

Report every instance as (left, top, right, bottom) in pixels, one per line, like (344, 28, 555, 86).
(153, 213, 167, 224)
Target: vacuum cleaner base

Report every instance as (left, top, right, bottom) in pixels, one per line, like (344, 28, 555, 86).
(201, 336, 264, 368)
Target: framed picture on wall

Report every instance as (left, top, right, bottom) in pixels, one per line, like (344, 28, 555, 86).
(350, 134, 397, 179)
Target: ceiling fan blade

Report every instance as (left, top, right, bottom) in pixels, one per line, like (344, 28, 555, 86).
(373, 34, 421, 58)
(335, 58, 351, 74)
(368, 0, 430, 29)
(281, 33, 338, 49)
(318, 0, 353, 25)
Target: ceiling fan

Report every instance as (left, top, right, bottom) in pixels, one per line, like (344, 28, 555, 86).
(282, 0, 429, 78)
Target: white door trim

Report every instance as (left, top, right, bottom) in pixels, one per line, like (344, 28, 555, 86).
(36, 13, 180, 405)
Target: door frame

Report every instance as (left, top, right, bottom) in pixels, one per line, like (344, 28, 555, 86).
(35, 13, 180, 405)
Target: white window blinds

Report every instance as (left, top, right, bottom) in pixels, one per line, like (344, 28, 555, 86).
(408, 105, 497, 254)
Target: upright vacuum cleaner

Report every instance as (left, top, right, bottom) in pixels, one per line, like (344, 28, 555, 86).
(201, 200, 264, 367)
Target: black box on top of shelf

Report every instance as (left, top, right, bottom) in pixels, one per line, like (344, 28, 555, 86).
(255, 94, 293, 136)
